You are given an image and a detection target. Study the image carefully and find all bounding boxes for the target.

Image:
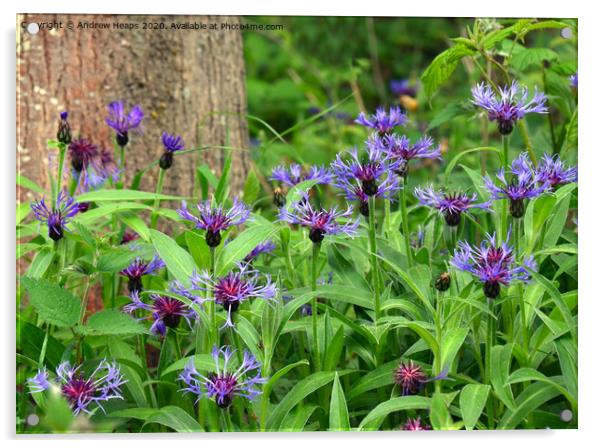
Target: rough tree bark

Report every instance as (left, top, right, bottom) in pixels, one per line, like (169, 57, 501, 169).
(17, 14, 250, 202)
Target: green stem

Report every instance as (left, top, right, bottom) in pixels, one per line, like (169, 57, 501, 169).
(221, 409, 233, 432)
(500, 136, 509, 241)
(210, 247, 219, 346)
(368, 196, 381, 322)
(311, 242, 321, 372)
(399, 177, 413, 267)
(434, 291, 443, 393)
(151, 168, 166, 229)
(514, 218, 530, 357)
(485, 299, 496, 428)
(117, 145, 126, 189)
(55, 144, 66, 201)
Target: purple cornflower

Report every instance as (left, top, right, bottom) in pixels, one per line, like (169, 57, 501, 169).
(471, 80, 548, 135)
(484, 152, 550, 218)
(57, 111, 71, 145)
(331, 138, 401, 216)
(179, 345, 266, 409)
(355, 106, 408, 135)
(278, 194, 360, 244)
(68, 138, 99, 173)
(31, 191, 80, 241)
(124, 291, 195, 336)
(178, 198, 251, 248)
(119, 255, 165, 293)
(535, 153, 577, 188)
(28, 360, 125, 415)
(244, 240, 277, 263)
(414, 185, 492, 226)
(159, 131, 185, 170)
(390, 79, 417, 98)
(394, 360, 447, 396)
(380, 134, 441, 178)
(105, 101, 144, 147)
(187, 263, 276, 327)
(451, 231, 537, 299)
(402, 417, 431, 431)
(270, 164, 333, 189)
(569, 72, 578, 89)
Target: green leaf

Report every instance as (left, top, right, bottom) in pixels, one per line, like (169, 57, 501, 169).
(81, 309, 147, 336)
(444, 147, 500, 186)
(524, 195, 556, 251)
(96, 248, 138, 273)
(510, 47, 559, 71)
(243, 169, 261, 205)
(499, 383, 562, 429)
(430, 392, 453, 430)
(459, 384, 490, 430)
(358, 396, 431, 430)
(214, 152, 232, 205)
(76, 189, 182, 202)
(21, 277, 81, 327)
(108, 337, 148, 407)
(160, 354, 218, 378)
(150, 229, 196, 285)
(328, 372, 350, 431)
(216, 224, 278, 275)
(266, 371, 341, 430)
(440, 328, 469, 372)
(143, 406, 202, 432)
(25, 247, 54, 278)
(490, 344, 515, 410)
(39, 387, 74, 432)
(17, 174, 45, 193)
(421, 44, 477, 99)
(348, 359, 399, 401)
(554, 337, 578, 406)
(119, 212, 151, 241)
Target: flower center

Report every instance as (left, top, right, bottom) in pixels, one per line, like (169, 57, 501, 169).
(62, 377, 96, 408)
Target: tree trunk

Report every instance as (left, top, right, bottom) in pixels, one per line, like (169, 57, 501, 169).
(17, 14, 250, 202)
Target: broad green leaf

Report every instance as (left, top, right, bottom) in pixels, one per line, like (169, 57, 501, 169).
(216, 224, 278, 275)
(243, 169, 261, 205)
(119, 212, 151, 241)
(214, 152, 232, 205)
(77, 188, 181, 202)
(81, 309, 147, 336)
(444, 147, 500, 185)
(96, 248, 138, 273)
(554, 337, 578, 406)
(499, 382, 562, 429)
(506, 368, 576, 411)
(359, 396, 431, 430)
(510, 47, 559, 71)
(17, 174, 45, 193)
(21, 277, 81, 327)
(160, 354, 218, 378)
(459, 384, 490, 430)
(328, 372, 350, 431)
(144, 406, 202, 432)
(440, 328, 469, 372)
(73, 202, 151, 226)
(430, 392, 453, 430)
(421, 44, 477, 99)
(524, 195, 556, 251)
(25, 247, 54, 278)
(490, 344, 515, 410)
(348, 359, 399, 401)
(150, 229, 196, 285)
(185, 229, 211, 270)
(108, 337, 148, 407)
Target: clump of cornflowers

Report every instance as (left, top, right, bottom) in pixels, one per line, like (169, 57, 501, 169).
(244, 240, 276, 263)
(57, 111, 71, 145)
(105, 101, 144, 147)
(270, 164, 333, 208)
(119, 255, 165, 293)
(185, 263, 276, 327)
(471, 80, 548, 135)
(402, 417, 431, 431)
(414, 185, 491, 227)
(355, 106, 408, 135)
(178, 198, 251, 248)
(28, 360, 125, 415)
(179, 345, 266, 409)
(451, 232, 537, 299)
(380, 133, 441, 178)
(278, 193, 359, 244)
(331, 137, 401, 216)
(484, 152, 550, 218)
(31, 191, 80, 241)
(535, 153, 577, 188)
(159, 131, 185, 169)
(124, 291, 195, 336)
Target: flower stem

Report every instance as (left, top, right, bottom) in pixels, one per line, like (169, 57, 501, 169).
(368, 196, 382, 322)
(485, 298, 496, 428)
(399, 177, 413, 267)
(151, 168, 166, 229)
(210, 247, 219, 347)
(117, 145, 126, 189)
(514, 218, 530, 356)
(500, 135, 509, 242)
(311, 242, 321, 372)
(55, 143, 67, 202)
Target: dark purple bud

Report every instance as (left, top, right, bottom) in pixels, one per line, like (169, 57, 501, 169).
(509, 198, 525, 218)
(128, 277, 143, 294)
(309, 227, 325, 244)
(483, 280, 501, 299)
(116, 132, 129, 147)
(435, 272, 451, 292)
(444, 210, 461, 227)
(159, 151, 174, 170)
(206, 229, 222, 248)
(57, 112, 72, 145)
(498, 120, 514, 135)
(359, 201, 369, 217)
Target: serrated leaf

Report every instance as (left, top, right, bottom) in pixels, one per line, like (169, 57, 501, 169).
(21, 277, 81, 327)
(421, 44, 477, 99)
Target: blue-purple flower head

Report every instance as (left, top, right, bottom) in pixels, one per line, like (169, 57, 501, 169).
(119, 255, 165, 293)
(105, 101, 144, 147)
(31, 191, 80, 241)
(394, 360, 447, 396)
(159, 132, 185, 170)
(415, 185, 491, 227)
(355, 106, 408, 135)
(271, 163, 333, 188)
(124, 291, 195, 336)
(28, 360, 126, 415)
(331, 138, 401, 215)
(70, 143, 120, 197)
(484, 152, 550, 218)
(471, 80, 548, 135)
(244, 240, 277, 263)
(403, 417, 431, 431)
(451, 231, 537, 299)
(380, 133, 441, 178)
(535, 153, 577, 188)
(186, 262, 276, 328)
(279, 193, 360, 244)
(178, 198, 251, 248)
(390, 79, 417, 98)
(569, 72, 578, 89)
(179, 345, 266, 409)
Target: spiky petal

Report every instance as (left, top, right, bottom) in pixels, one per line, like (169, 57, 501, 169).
(270, 163, 333, 187)
(414, 185, 491, 226)
(123, 291, 196, 336)
(355, 106, 408, 134)
(31, 191, 80, 241)
(535, 153, 577, 188)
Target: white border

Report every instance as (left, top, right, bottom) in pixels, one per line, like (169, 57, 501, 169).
(2, 1, 598, 447)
